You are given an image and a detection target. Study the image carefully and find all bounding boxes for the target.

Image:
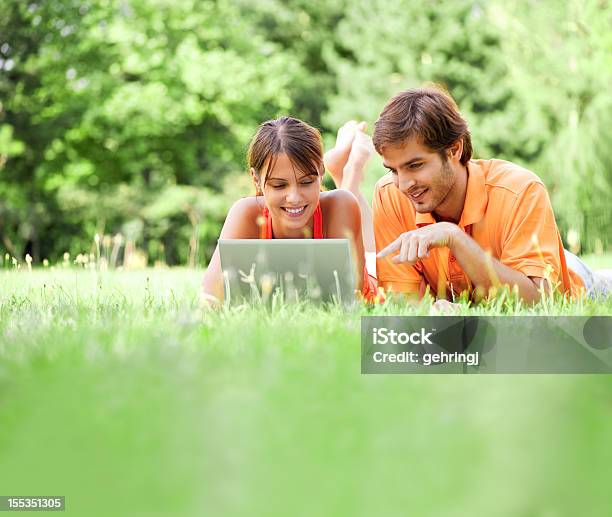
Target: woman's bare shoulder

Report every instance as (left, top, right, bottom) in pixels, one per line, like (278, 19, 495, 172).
(228, 196, 263, 217)
(319, 189, 361, 238)
(222, 196, 263, 239)
(320, 189, 360, 215)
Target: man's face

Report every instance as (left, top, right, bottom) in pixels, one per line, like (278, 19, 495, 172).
(381, 137, 456, 214)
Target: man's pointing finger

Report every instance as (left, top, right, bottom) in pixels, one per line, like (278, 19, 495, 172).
(376, 237, 402, 258)
(377, 232, 411, 258)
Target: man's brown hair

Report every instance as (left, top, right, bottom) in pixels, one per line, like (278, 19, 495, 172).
(373, 86, 472, 165)
(247, 116, 324, 191)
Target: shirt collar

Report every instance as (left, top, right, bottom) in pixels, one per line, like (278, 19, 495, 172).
(415, 160, 487, 229)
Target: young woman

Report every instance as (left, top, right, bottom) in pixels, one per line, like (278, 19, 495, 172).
(201, 116, 379, 304)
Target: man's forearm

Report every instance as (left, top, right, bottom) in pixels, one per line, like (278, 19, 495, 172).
(449, 228, 542, 302)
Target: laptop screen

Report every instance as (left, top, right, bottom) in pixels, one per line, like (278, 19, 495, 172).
(218, 239, 356, 305)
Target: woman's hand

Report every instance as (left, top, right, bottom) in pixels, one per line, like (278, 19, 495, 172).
(199, 291, 222, 309)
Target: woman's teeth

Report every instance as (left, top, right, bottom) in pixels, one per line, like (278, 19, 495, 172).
(283, 206, 306, 215)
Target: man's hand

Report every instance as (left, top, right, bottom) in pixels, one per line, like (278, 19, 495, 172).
(377, 221, 555, 304)
(377, 222, 459, 264)
(431, 299, 462, 314)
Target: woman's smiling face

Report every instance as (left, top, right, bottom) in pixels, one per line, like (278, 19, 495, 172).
(258, 152, 321, 238)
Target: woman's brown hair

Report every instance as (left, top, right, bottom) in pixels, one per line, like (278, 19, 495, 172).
(247, 117, 324, 192)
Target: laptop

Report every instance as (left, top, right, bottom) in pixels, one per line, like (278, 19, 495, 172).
(218, 239, 356, 305)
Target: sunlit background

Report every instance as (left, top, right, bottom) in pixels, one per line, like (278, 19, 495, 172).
(1, 0, 610, 268)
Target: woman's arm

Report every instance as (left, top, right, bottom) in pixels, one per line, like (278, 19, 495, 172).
(201, 197, 261, 304)
(322, 190, 366, 293)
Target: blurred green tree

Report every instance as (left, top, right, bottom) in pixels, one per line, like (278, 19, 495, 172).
(324, 0, 524, 160)
(1, 0, 609, 263)
(492, 0, 612, 251)
(0, 0, 298, 262)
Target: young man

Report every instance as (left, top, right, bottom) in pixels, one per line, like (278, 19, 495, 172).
(372, 86, 602, 303)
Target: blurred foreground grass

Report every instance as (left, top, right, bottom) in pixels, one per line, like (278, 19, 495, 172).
(1, 267, 611, 516)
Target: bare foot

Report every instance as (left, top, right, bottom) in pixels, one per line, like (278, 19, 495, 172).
(341, 122, 375, 192)
(323, 120, 358, 187)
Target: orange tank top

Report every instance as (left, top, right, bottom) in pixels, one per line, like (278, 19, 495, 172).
(261, 204, 323, 239)
(260, 203, 379, 302)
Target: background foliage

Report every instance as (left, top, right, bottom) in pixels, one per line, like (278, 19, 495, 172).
(1, 0, 610, 265)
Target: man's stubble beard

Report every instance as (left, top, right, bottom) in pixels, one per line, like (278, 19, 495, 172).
(421, 158, 456, 215)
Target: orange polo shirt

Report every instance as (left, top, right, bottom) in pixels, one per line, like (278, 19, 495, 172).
(373, 159, 584, 299)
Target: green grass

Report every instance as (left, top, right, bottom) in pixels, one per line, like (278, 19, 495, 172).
(1, 268, 611, 516)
